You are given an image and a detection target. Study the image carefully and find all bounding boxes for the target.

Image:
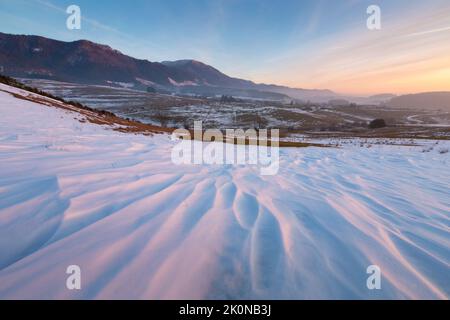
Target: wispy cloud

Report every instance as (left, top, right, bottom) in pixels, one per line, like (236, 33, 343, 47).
(34, 0, 127, 36)
(405, 26, 450, 37)
(254, 1, 450, 95)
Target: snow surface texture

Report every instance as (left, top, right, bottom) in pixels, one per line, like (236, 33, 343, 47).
(0, 84, 449, 299)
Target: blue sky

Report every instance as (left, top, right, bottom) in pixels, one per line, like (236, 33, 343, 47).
(1, 0, 450, 94)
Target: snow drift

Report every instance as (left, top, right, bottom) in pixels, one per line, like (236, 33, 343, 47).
(0, 83, 449, 299)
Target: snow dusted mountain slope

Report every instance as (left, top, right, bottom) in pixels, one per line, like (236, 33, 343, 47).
(0, 83, 449, 299)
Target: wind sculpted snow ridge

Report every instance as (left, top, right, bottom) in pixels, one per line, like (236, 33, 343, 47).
(0, 84, 449, 299)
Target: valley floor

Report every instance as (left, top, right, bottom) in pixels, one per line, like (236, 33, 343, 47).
(0, 84, 449, 299)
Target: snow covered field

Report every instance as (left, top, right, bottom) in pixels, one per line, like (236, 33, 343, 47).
(0, 84, 449, 299)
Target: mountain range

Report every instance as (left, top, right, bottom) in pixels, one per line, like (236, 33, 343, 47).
(1, 32, 449, 108)
(0, 32, 337, 102)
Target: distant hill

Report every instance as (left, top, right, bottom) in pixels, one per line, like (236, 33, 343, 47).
(161, 59, 254, 89)
(0, 32, 198, 88)
(387, 92, 450, 110)
(369, 93, 397, 100)
(0, 32, 337, 101)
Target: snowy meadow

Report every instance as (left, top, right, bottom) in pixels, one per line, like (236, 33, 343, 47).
(0, 84, 449, 299)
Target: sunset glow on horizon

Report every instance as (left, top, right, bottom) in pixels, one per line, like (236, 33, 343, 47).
(245, 1, 450, 95)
